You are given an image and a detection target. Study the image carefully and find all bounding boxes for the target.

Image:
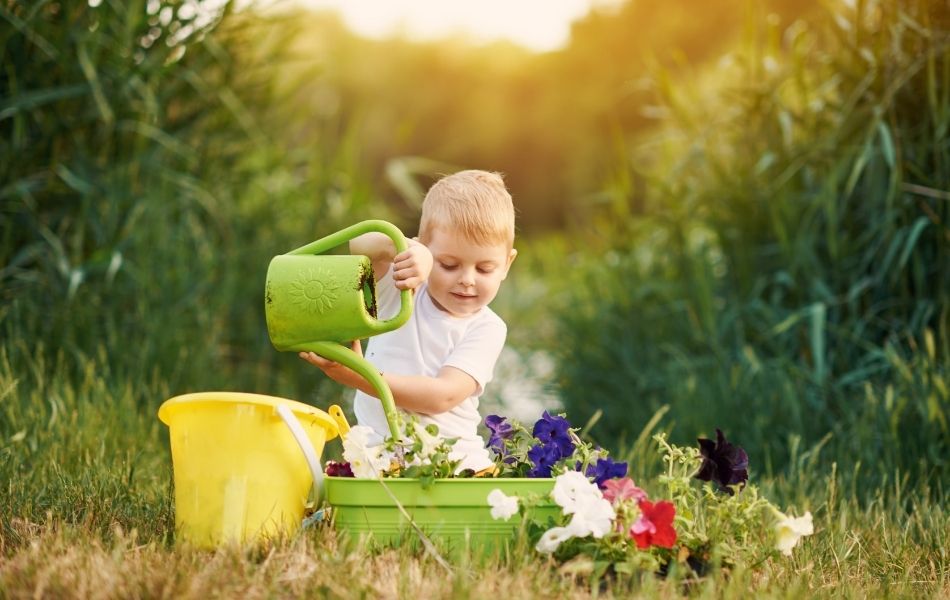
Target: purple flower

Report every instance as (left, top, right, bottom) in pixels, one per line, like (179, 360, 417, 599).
(696, 429, 749, 494)
(325, 460, 354, 477)
(532, 411, 575, 458)
(527, 443, 561, 478)
(485, 414, 514, 452)
(586, 457, 629, 488)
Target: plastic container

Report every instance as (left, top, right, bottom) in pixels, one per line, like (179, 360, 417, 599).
(158, 392, 339, 547)
(325, 477, 557, 554)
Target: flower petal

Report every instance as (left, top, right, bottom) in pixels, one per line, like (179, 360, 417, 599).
(536, 526, 573, 553)
(774, 511, 814, 556)
(487, 488, 520, 521)
(651, 522, 677, 548)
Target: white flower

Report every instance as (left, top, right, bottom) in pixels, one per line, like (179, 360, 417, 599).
(342, 425, 391, 478)
(535, 525, 574, 554)
(774, 510, 814, 556)
(536, 473, 617, 554)
(486, 489, 519, 521)
(412, 421, 441, 459)
(566, 494, 615, 538)
(551, 471, 603, 514)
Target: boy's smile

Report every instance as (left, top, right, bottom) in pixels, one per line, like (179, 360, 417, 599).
(423, 228, 517, 318)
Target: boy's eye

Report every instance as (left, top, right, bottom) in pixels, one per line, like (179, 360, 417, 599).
(477, 266, 494, 274)
(440, 263, 458, 271)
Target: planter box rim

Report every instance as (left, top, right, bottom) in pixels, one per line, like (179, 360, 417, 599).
(325, 476, 555, 483)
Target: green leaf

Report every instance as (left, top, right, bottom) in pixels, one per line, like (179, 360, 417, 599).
(76, 42, 114, 125)
(895, 217, 930, 276)
(55, 164, 94, 195)
(0, 84, 88, 121)
(878, 121, 895, 168)
(845, 136, 872, 196)
(810, 302, 826, 382)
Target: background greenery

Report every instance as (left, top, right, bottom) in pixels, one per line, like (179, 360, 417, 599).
(1, 0, 947, 596)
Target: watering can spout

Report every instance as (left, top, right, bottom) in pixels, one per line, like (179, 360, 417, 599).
(264, 220, 412, 439)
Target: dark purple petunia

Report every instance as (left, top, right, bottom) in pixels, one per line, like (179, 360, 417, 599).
(484, 414, 514, 452)
(586, 457, 629, 488)
(527, 443, 561, 478)
(325, 460, 355, 477)
(532, 411, 575, 457)
(695, 429, 748, 494)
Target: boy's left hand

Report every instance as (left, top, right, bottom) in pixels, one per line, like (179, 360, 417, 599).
(299, 340, 368, 389)
(392, 238, 432, 290)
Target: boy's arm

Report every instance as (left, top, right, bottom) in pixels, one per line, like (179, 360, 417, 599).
(377, 367, 477, 415)
(349, 232, 395, 283)
(298, 345, 477, 415)
(350, 233, 432, 288)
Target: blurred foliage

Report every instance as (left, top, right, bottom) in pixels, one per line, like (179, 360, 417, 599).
(553, 0, 949, 493)
(0, 0, 381, 404)
(254, 0, 821, 232)
(1, 0, 946, 522)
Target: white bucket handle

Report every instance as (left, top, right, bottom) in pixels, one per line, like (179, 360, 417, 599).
(275, 404, 325, 506)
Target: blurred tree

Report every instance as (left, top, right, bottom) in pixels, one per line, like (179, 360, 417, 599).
(258, 0, 820, 232)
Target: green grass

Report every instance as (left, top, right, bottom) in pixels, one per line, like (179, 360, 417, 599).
(0, 349, 946, 597)
(550, 0, 949, 496)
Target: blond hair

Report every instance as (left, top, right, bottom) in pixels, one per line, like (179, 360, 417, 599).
(418, 170, 515, 248)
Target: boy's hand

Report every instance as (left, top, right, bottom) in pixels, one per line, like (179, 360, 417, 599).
(298, 341, 368, 390)
(392, 238, 432, 290)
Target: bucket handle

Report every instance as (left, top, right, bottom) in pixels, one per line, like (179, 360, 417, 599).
(275, 404, 325, 505)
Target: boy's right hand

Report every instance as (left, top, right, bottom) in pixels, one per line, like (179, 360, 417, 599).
(299, 341, 368, 390)
(392, 238, 432, 290)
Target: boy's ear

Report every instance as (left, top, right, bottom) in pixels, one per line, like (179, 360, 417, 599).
(502, 248, 518, 278)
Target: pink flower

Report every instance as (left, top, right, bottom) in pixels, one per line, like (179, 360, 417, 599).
(630, 500, 677, 549)
(602, 477, 648, 505)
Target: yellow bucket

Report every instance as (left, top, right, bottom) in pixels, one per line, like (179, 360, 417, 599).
(158, 392, 340, 548)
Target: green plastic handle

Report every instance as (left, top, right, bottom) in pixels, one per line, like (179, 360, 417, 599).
(287, 219, 413, 335)
(287, 219, 411, 441)
(306, 341, 402, 440)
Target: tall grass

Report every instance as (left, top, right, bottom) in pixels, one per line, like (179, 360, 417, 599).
(0, 1, 382, 398)
(552, 0, 949, 494)
(1, 362, 946, 598)
(0, 0, 380, 541)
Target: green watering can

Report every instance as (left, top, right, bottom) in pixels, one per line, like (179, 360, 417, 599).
(264, 220, 412, 439)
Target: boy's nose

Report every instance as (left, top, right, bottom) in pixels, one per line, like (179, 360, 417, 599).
(459, 269, 476, 286)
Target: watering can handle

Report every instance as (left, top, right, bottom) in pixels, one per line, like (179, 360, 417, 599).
(286, 219, 413, 334)
(275, 404, 325, 505)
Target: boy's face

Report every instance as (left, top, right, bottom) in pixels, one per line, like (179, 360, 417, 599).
(423, 227, 517, 318)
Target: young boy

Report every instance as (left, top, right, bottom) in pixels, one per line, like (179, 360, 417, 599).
(299, 170, 518, 472)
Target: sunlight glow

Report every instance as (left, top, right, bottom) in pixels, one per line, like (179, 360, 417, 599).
(290, 0, 620, 52)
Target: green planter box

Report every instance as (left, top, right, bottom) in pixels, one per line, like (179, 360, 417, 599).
(325, 477, 557, 555)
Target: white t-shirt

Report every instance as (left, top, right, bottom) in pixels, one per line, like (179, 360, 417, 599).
(353, 265, 506, 472)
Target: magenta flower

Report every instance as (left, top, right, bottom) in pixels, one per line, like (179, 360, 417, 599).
(601, 477, 648, 504)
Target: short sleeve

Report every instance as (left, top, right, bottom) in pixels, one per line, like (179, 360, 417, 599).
(442, 315, 507, 392)
(374, 264, 401, 320)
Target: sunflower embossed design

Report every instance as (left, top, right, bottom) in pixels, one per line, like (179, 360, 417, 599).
(289, 268, 342, 314)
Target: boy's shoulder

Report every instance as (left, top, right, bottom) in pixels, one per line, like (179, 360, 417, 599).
(471, 304, 507, 332)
